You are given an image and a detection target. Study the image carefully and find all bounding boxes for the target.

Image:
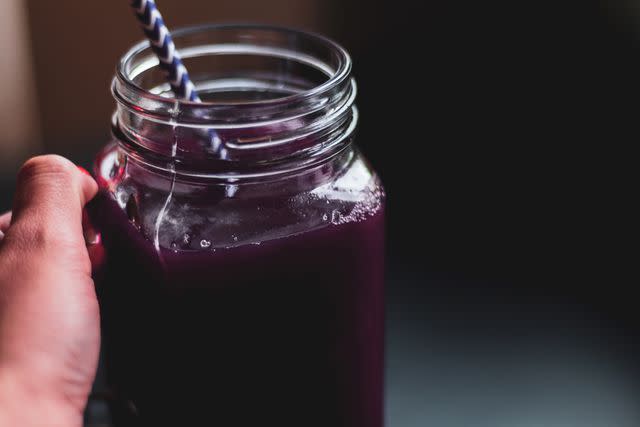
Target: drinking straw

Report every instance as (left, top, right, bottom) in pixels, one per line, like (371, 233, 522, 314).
(129, 0, 225, 157)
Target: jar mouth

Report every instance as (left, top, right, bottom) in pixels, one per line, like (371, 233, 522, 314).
(115, 24, 352, 120)
(112, 24, 357, 170)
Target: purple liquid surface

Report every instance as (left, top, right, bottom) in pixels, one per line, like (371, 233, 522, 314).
(88, 190, 385, 427)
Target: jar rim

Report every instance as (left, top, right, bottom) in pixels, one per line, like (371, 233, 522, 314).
(111, 23, 358, 172)
(115, 23, 352, 111)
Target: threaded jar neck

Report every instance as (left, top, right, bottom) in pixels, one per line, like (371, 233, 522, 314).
(112, 24, 357, 178)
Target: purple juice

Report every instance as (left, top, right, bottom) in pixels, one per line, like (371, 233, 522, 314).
(89, 185, 385, 426)
(98, 22, 383, 426)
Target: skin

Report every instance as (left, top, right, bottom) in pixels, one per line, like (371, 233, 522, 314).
(0, 155, 99, 427)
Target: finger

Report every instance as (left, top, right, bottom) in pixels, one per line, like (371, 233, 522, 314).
(0, 211, 11, 232)
(4, 155, 98, 252)
(1, 204, 105, 269)
(0, 211, 11, 241)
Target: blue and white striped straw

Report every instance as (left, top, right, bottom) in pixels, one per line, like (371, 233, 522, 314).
(129, 0, 225, 157)
(131, 0, 199, 100)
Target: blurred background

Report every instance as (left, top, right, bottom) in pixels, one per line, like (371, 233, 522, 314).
(0, 0, 638, 425)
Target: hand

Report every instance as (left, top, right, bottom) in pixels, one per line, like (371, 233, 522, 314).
(0, 155, 99, 427)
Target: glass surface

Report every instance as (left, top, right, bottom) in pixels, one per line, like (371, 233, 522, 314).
(89, 25, 385, 427)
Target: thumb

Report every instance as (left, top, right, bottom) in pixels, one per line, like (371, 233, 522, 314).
(5, 155, 98, 253)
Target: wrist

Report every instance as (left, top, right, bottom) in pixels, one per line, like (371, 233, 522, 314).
(0, 367, 83, 427)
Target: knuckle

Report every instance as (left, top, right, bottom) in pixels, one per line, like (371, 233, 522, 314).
(3, 219, 81, 257)
(18, 155, 76, 184)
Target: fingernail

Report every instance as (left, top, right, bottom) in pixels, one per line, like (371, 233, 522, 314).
(82, 209, 101, 245)
(77, 166, 91, 176)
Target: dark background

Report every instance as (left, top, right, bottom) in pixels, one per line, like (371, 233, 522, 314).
(1, 1, 637, 425)
(347, 2, 638, 425)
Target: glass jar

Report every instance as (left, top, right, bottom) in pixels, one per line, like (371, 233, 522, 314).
(89, 25, 385, 427)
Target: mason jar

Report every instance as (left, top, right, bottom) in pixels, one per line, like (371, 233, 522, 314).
(88, 24, 385, 427)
